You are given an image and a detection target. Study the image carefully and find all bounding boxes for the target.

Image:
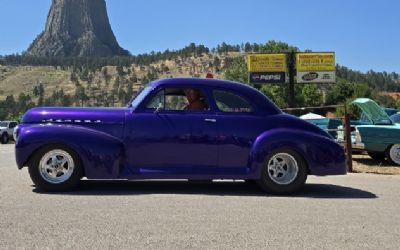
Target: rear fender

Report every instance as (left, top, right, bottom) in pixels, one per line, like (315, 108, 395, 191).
(248, 129, 346, 178)
(15, 124, 124, 179)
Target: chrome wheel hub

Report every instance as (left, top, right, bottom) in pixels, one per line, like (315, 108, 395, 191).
(389, 144, 400, 165)
(267, 153, 299, 185)
(39, 149, 75, 184)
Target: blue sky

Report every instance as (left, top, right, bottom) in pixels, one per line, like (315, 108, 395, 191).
(0, 0, 399, 73)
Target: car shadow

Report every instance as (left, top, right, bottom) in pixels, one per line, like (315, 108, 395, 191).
(353, 157, 399, 168)
(33, 180, 377, 199)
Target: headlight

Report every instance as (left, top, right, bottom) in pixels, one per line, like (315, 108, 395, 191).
(13, 125, 19, 141)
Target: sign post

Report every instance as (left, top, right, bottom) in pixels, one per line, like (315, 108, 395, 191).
(288, 52, 296, 108)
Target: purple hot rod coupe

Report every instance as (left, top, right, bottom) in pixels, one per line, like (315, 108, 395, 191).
(15, 78, 346, 194)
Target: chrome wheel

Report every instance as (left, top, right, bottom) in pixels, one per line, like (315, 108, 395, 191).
(38, 149, 75, 184)
(267, 153, 299, 185)
(389, 144, 400, 165)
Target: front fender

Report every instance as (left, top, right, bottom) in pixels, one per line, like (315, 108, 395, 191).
(15, 124, 124, 179)
(248, 129, 346, 178)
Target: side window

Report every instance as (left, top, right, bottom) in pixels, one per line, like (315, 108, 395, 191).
(145, 87, 209, 112)
(9, 122, 18, 128)
(213, 90, 253, 113)
(146, 90, 165, 109)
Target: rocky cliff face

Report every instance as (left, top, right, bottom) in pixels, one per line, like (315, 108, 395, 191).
(27, 0, 129, 57)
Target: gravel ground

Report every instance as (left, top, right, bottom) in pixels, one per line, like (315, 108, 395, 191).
(352, 153, 400, 175)
(1, 144, 399, 250)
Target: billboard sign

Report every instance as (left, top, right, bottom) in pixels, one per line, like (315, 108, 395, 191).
(248, 54, 287, 84)
(296, 52, 336, 83)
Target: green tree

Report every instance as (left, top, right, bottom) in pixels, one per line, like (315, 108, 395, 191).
(4, 95, 17, 119)
(17, 93, 34, 115)
(325, 81, 354, 105)
(352, 83, 372, 99)
(75, 85, 88, 107)
(259, 40, 299, 53)
(260, 85, 288, 108)
(224, 57, 248, 83)
(301, 84, 323, 107)
(0, 101, 7, 120)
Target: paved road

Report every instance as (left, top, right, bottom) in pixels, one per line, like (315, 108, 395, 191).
(0, 144, 399, 249)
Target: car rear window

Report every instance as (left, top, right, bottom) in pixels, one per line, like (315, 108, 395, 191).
(213, 90, 253, 113)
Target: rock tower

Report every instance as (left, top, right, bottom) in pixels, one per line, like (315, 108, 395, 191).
(27, 0, 129, 57)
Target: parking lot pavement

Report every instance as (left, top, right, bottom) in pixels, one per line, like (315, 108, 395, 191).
(1, 144, 399, 249)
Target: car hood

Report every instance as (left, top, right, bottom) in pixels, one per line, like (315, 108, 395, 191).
(21, 107, 128, 125)
(352, 98, 392, 125)
(0, 126, 6, 130)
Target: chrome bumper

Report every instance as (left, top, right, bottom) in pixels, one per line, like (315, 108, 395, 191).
(337, 140, 365, 150)
(351, 142, 365, 150)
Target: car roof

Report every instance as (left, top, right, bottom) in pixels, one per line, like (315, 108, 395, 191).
(149, 78, 282, 115)
(150, 77, 249, 89)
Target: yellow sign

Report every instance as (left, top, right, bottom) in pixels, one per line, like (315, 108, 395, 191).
(296, 52, 336, 72)
(248, 54, 287, 72)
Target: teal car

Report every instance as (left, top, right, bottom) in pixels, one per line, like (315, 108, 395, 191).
(302, 118, 342, 138)
(349, 98, 400, 165)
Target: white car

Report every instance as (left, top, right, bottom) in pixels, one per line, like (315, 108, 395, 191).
(0, 121, 18, 144)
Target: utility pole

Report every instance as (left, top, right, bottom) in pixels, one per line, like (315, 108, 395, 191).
(288, 51, 296, 108)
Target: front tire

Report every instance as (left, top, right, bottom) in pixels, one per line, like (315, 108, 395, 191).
(28, 144, 83, 192)
(386, 144, 400, 166)
(1, 133, 9, 144)
(257, 148, 308, 195)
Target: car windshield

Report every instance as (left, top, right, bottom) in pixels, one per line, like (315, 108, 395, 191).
(128, 85, 153, 109)
(374, 119, 393, 125)
(0, 122, 8, 127)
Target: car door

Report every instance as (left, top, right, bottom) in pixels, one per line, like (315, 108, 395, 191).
(212, 89, 263, 174)
(124, 86, 218, 176)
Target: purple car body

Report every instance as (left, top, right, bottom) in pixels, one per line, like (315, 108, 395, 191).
(15, 78, 346, 193)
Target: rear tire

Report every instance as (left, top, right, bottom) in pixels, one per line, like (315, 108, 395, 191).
(257, 148, 308, 195)
(28, 144, 83, 192)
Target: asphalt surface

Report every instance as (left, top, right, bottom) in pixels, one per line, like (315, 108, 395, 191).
(0, 144, 399, 249)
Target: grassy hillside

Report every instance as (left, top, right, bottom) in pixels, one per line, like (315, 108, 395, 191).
(0, 52, 240, 104)
(0, 66, 72, 99)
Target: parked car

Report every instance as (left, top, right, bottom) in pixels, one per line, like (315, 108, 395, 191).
(0, 121, 19, 144)
(389, 112, 400, 124)
(338, 98, 400, 164)
(300, 116, 342, 138)
(15, 78, 346, 194)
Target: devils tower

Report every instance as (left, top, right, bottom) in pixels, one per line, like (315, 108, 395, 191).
(27, 0, 129, 57)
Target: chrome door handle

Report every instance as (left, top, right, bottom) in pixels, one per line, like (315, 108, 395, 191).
(204, 118, 217, 123)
